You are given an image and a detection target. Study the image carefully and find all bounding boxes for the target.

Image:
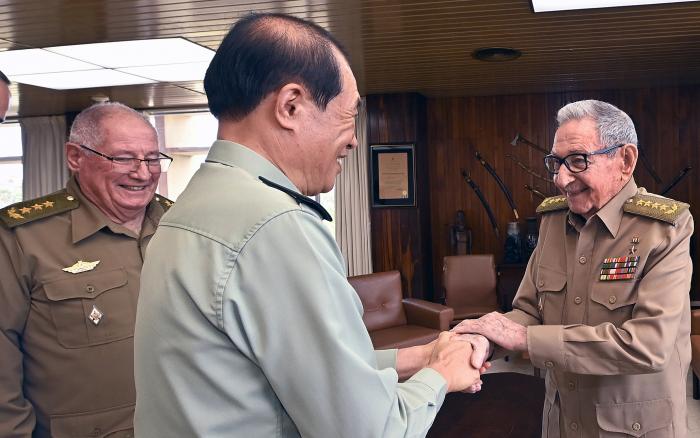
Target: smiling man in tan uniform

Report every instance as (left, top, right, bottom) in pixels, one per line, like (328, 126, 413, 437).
(0, 103, 173, 437)
(454, 99, 693, 437)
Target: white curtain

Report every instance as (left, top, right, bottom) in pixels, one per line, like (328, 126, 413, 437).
(336, 97, 373, 276)
(20, 115, 69, 200)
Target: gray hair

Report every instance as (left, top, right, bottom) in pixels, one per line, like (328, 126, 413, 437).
(69, 102, 156, 148)
(556, 100, 638, 154)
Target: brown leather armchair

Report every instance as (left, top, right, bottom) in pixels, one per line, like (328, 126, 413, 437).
(348, 270, 454, 349)
(691, 309, 700, 399)
(442, 255, 500, 325)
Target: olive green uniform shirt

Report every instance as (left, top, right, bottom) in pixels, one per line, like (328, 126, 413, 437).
(134, 140, 447, 438)
(509, 179, 692, 438)
(0, 177, 170, 438)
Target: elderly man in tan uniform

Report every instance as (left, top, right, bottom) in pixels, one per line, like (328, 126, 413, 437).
(455, 99, 693, 437)
(0, 102, 173, 437)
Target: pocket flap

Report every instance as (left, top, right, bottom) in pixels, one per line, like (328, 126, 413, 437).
(45, 268, 128, 301)
(50, 403, 134, 437)
(536, 265, 567, 293)
(591, 280, 638, 310)
(596, 398, 672, 437)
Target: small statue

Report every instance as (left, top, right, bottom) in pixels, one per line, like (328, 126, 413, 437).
(450, 210, 472, 255)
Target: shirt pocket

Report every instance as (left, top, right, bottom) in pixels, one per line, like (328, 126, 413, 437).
(535, 265, 567, 325)
(590, 280, 638, 327)
(595, 398, 672, 437)
(43, 268, 135, 348)
(50, 403, 134, 438)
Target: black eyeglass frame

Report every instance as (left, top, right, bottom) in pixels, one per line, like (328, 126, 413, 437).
(543, 144, 625, 175)
(78, 144, 173, 172)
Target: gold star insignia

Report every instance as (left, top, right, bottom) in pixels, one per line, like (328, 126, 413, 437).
(636, 199, 645, 206)
(43, 200, 54, 208)
(651, 202, 660, 209)
(20, 207, 32, 214)
(7, 208, 23, 219)
(644, 201, 653, 207)
(31, 203, 43, 211)
(659, 205, 668, 211)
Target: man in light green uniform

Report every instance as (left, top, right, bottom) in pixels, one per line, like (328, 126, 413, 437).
(135, 12, 485, 438)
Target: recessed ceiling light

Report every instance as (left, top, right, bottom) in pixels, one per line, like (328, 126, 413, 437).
(117, 61, 210, 82)
(472, 47, 522, 62)
(12, 69, 155, 90)
(531, 0, 698, 12)
(0, 48, 99, 75)
(46, 38, 214, 68)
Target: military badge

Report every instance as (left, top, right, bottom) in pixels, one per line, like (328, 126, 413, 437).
(88, 305, 104, 325)
(628, 236, 640, 255)
(600, 256, 640, 281)
(62, 260, 100, 274)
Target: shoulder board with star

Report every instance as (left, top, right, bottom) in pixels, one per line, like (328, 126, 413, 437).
(0, 189, 80, 229)
(623, 192, 689, 225)
(535, 195, 569, 214)
(258, 176, 332, 221)
(154, 194, 174, 211)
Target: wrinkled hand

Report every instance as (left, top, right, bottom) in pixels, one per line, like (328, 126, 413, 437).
(452, 312, 528, 352)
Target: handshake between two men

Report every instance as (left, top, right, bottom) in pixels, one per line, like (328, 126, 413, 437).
(408, 311, 527, 394)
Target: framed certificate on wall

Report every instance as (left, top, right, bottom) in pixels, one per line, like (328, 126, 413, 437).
(370, 144, 416, 207)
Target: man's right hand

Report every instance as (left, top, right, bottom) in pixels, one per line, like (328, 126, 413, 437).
(426, 332, 480, 392)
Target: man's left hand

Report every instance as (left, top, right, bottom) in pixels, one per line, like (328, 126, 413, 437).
(452, 312, 528, 352)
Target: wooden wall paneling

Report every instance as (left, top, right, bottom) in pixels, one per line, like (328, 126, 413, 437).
(424, 86, 700, 301)
(366, 93, 433, 300)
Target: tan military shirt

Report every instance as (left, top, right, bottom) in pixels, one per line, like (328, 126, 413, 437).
(0, 177, 170, 438)
(508, 178, 693, 438)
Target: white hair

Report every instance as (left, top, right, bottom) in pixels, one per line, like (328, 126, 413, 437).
(557, 100, 638, 154)
(68, 102, 156, 148)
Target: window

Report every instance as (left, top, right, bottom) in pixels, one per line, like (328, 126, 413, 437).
(0, 122, 23, 208)
(317, 189, 336, 237)
(146, 110, 217, 200)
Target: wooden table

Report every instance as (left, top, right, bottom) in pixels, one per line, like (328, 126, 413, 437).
(427, 372, 545, 438)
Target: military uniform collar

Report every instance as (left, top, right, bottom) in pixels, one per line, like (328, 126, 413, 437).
(206, 140, 300, 193)
(568, 178, 637, 238)
(69, 176, 165, 243)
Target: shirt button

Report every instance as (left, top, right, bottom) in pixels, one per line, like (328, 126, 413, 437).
(545, 361, 554, 368)
(66, 195, 75, 201)
(567, 381, 576, 390)
(538, 280, 544, 288)
(570, 422, 578, 431)
(85, 285, 96, 294)
(579, 255, 587, 264)
(609, 295, 617, 304)
(632, 422, 641, 431)
(574, 296, 582, 305)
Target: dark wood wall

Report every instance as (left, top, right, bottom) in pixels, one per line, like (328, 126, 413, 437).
(366, 94, 434, 300)
(368, 86, 700, 301)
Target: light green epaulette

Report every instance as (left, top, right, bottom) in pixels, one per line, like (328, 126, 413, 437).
(0, 189, 80, 229)
(623, 190, 689, 225)
(536, 195, 569, 214)
(154, 194, 174, 212)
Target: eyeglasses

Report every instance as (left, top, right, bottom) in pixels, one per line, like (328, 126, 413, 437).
(543, 144, 624, 174)
(79, 144, 173, 173)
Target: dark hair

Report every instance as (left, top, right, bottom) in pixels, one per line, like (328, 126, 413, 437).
(204, 13, 348, 121)
(0, 70, 10, 85)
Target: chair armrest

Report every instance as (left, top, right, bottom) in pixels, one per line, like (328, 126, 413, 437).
(402, 298, 454, 331)
(691, 309, 700, 335)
